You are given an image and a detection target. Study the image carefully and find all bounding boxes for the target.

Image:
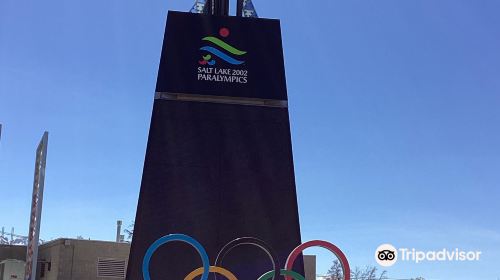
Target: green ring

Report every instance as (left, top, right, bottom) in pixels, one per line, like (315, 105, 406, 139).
(257, 269, 305, 280)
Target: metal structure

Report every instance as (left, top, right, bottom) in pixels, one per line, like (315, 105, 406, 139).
(0, 226, 47, 246)
(116, 220, 125, 243)
(0, 227, 29, 245)
(190, 0, 258, 17)
(25, 132, 49, 280)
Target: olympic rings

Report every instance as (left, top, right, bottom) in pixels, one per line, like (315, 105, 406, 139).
(214, 237, 280, 280)
(285, 240, 351, 280)
(185, 266, 237, 280)
(142, 234, 210, 280)
(142, 234, 350, 280)
(257, 269, 306, 280)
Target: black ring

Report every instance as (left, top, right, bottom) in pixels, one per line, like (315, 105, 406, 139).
(214, 237, 280, 280)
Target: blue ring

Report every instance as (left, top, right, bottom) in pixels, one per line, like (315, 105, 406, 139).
(142, 234, 210, 280)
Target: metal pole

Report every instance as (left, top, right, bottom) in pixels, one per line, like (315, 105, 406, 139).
(116, 220, 122, 243)
(221, 0, 229, 16)
(237, 0, 243, 16)
(202, 0, 243, 17)
(25, 132, 49, 280)
(215, 0, 220, 15)
(209, 0, 215, 15)
(203, 0, 213, 15)
(216, 0, 221, 15)
(211, 0, 229, 16)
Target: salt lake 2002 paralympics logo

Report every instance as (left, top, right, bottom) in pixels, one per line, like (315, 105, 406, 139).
(198, 27, 247, 66)
(197, 28, 249, 84)
(142, 234, 351, 280)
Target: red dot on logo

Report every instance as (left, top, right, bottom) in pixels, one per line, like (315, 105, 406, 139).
(219, 28, 230, 38)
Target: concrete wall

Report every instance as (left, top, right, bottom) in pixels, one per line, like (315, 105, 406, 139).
(0, 245, 26, 262)
(71, 239, 130, 280)
(36, 239, 130, 280)
(37, 239, 62, 280)
(0, 259, 26, 280)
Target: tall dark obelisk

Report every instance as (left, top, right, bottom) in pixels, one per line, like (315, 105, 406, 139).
(127, 2, 304, 279)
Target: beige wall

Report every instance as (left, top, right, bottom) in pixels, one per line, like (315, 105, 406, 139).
(71, 239, 129, 280)
(37, 240, 62, 280)
(36, 239, 130, 280)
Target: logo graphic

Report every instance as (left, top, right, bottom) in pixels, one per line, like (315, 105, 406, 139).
(375, 244, 398, 267)
(199, 27, 247, 66)
(142, 234, 351, 280)
(375, 243, 482, 266)
(377, 250, 396, 261)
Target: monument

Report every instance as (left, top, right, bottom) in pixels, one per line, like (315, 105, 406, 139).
(127, 1, 304, 279)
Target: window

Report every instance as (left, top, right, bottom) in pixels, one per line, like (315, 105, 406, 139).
(40, 262, 46, 278)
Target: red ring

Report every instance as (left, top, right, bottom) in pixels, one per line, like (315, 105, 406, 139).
(285, 240, 350, 280)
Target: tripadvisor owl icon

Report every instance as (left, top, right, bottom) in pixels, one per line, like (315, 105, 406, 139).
(375, 244, 398, 267)
(197, 27, 249, 84)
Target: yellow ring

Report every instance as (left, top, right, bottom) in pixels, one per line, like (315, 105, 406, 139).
(184, 266, 238, 280)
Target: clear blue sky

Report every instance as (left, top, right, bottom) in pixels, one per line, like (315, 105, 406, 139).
(1, 0, 499, 279)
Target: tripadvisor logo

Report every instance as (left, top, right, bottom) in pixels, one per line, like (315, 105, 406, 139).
(375, 244, 482, 267)
(375, 244, 398, 267)
(197, 27, 248, 84)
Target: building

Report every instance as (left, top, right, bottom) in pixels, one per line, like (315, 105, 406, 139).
(0, 239, 316, 280)
(0, 259, 25, 280)
(1, 239, 129, 280)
